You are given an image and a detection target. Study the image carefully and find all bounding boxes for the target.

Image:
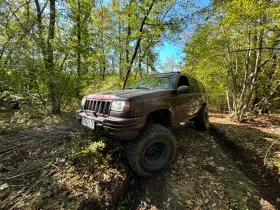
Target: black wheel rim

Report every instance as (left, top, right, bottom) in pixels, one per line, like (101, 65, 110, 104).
(144, 142, 167, 166)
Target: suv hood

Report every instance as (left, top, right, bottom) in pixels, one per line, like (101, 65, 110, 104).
(86, 89, 176, 100)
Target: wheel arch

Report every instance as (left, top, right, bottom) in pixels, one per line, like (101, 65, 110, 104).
(146, 109, 172, 127)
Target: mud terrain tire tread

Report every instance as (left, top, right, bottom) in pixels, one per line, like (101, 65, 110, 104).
(126, 123, 176, 177)
(194, 105, 209, 131)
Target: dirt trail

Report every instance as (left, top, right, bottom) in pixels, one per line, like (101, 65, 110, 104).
(124, 124, 260, 209)
(210, 125, 280, 209)
(210, 114, 280, 209)
(123, 115, 280, 210)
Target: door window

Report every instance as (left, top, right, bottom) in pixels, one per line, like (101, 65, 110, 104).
(177, 76, 190, 89)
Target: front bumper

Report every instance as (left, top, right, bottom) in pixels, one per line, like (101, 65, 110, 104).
(77, 110, 146, 140)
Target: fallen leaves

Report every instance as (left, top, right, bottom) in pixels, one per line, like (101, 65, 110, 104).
(2, 113, 280, 210)
(0, 119, 130, 210)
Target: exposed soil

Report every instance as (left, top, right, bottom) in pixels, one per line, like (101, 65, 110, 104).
(1, 113, 280, 209)
(122, 114, 280, 210)
(124, 124, 258, 210)
(210, 114, 280, 209)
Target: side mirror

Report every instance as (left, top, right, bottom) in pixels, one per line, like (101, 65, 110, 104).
(177, 86, 190, 94)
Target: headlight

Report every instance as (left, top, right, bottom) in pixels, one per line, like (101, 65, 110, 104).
(81, 96, 87, 109)
(111, 101, 131, 112)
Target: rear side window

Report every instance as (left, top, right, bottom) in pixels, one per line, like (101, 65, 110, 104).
(188, 77, 199, 93)
(177, 76, 190, 89)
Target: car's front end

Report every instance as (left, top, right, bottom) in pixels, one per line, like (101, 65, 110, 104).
(77, 95, 147, 140)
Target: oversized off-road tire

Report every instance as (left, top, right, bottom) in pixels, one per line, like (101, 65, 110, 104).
(194, 105, 209, 131)
(126, 123, 176, 177)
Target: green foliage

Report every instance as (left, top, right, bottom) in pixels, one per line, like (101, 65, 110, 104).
(184, 0, 280, 119)
(84, 74, 124, 94)
(0, 0, 185, 114)
(116, 200, 127, 210)
(81, 141, 106, 154)
(184, 24, 228, 110)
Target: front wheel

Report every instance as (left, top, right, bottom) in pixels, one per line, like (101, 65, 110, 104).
(126, 123, 176, 177)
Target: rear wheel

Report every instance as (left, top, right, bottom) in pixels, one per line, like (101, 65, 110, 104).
(194, 105, 209, 131)
(126, 123, 176, 177)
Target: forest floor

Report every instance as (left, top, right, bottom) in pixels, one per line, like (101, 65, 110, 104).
(0, 110, 280, 209)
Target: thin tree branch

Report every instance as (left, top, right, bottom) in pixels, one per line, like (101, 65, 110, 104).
(263, 138, 280, 166)
(122, 0, 155, 89)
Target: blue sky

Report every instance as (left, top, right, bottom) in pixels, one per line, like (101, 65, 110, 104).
(159, 42, 184, 64)
(159, 0, 210, 69)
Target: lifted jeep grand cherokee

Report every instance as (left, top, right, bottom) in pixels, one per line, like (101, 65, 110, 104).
(77, 72, 209, 177)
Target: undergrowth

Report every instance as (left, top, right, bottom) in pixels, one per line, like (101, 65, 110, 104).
(0, 119, 128, 210)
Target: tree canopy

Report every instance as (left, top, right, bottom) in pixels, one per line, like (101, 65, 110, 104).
(184, 0, 280, 121)
(0, 0, 187, 114)
(0, 0, 279, 121)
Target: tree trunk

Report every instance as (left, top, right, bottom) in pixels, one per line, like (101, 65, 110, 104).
(43, 0, 59, 115)
(122, 0, 155, 90)
(76, 0, 82, 97)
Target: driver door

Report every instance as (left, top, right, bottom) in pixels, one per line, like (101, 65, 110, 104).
(173, 76, 195, 123)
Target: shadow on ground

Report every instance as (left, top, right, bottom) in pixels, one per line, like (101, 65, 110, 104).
(210, 120, 280, 209)
(123, 123, 266, 210)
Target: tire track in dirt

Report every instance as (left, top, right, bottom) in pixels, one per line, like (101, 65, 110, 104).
(210, 125, 280, 209)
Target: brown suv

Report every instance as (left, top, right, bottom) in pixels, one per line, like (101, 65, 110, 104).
(77, 72, 208, 177)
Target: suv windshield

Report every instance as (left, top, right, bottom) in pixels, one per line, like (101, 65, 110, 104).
(128, 75, 176, 89)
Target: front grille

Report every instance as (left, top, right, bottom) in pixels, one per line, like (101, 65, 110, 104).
(84, 100, 111, 117)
